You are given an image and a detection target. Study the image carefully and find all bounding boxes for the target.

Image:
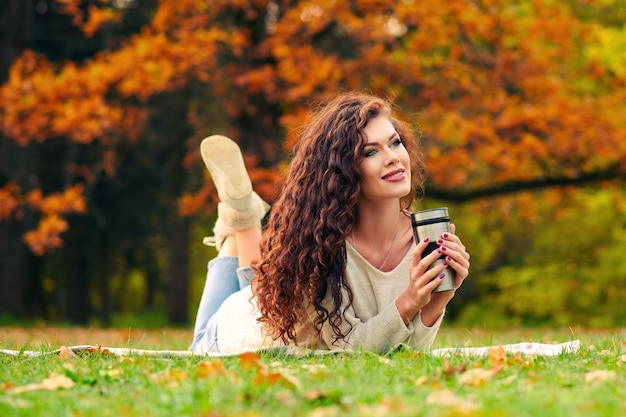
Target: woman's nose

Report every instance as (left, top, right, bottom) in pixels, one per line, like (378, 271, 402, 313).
(384, 147, 400, 165)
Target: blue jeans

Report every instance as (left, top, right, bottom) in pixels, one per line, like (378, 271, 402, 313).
(189, 256, 254, 354)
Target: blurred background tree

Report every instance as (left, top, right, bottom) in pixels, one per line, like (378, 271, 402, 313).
(1, 0, 625, 327)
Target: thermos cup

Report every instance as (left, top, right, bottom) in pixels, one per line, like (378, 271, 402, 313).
(411, 207, 456, 293)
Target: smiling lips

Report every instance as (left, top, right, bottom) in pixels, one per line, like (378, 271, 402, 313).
(382, 168, 405, 180)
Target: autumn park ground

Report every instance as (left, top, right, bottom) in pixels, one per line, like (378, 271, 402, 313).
(1, 325, 625, 417)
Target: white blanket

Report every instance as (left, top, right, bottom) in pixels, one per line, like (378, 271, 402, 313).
(0, 340, 581, 358)
(429, 340, 581, 357)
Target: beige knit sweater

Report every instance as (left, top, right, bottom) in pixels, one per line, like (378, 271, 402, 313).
(216, 242, 444, 354)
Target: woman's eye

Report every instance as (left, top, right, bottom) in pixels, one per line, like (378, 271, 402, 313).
(391, 138, 402, 147)
(365, 149, 377, 157)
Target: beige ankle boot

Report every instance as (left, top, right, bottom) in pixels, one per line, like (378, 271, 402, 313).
(200, 134, 253, 211)
(202, 192, 269, 250)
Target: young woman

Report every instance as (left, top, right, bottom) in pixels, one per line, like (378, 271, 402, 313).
(190, 91, 470, 355)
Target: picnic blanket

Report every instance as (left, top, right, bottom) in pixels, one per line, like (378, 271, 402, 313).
(0, 340, 581, 358)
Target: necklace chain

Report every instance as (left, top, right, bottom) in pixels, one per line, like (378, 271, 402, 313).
(352, 225, 400, 271)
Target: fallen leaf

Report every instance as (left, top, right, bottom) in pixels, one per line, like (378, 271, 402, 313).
(196, 360, 227, 378)
(42, 374, 75, 390)
(378, 356, 391, 365)
(57, 345, 77, 360)
(9, 373, 75, 394)
(274, 390, 297, 407)
(458, 367, 501, 387)
(488, 346, 507, 365)
(150, 369, 188, 385)
(253, 368, 301, 389)
(239, 351, 264, 371)
(584, 370, 618, 383)
(357, 397, 418, 416)
(86, 345, 114, 356)
(308, 405, 342, 417)
(303, 390, 324, 401)
(500, 374, 519, 385)
(425, 389, 480, 411)
(415, 375, 428, 386)
(100, 368, 122, 379)
(443, 359, 467, 376)
(2, 382, 15, 390)
(301, 364, 331, 377)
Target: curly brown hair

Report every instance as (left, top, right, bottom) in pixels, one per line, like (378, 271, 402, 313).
(251, 91, 426, 345)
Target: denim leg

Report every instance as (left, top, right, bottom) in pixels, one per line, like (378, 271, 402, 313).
(189, 256, 240, 353)
(237, 266, 254, 289)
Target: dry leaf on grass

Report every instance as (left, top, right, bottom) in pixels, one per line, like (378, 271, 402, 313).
(357, 397, 418, 416)
(584, 370, 618, 383)
(488, 346, 507, 365)
(239, 352, 301, 389)
(301, 364, 331, 378)
(196, 360, 227, 378)
(425, 389, 480, 411)
(415, 375, 428, 386)
(308, 405, 343, 417)
(57, 345, 77, 360)
(458, 367, 501, 387)
(9, 373, 75, 394)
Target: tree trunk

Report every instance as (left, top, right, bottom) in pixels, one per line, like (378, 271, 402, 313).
(0, 214, 27, 316)
(56, 236, 91, 324)
(96, 229, 112, 325)
(166, 214, 189, 324)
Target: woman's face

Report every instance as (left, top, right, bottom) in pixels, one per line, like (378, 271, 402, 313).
(357, 115, 412, 202)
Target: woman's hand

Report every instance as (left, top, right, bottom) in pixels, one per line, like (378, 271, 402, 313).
(437, 223, 470, 289)
(395, 235, 450, 325)
(395, 223, 471, 326)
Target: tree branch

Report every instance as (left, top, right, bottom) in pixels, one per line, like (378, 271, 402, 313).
(424, 165, 624, 202)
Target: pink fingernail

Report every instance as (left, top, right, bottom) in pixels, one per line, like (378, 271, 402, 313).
(443, 233, 449, 238)
(423, 237, 430, 243)
(439, 273, 445, 279)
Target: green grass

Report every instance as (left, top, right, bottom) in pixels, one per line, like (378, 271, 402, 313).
(1, 326, 624, 416)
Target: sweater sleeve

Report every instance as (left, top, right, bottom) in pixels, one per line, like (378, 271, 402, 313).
(317, 289, 444, 353)
(408, 308, 445, 350)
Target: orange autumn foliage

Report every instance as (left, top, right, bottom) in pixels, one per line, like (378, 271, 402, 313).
(1, 0, 625, 254)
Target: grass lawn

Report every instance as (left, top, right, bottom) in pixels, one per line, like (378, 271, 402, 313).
(1, 325, 624, 416)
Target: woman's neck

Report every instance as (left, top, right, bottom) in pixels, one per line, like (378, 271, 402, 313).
(354, 199, 402, 237)
(351, 200, 413, 271)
